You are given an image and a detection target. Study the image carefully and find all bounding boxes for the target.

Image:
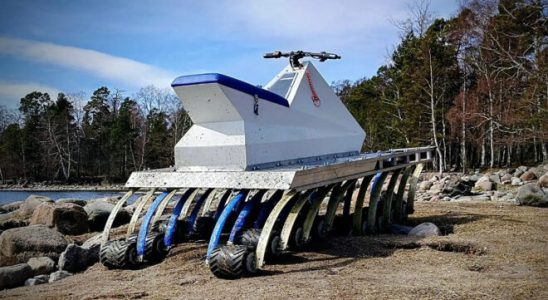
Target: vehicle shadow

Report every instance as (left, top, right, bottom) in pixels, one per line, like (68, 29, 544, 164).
(263, 212, 488, 275)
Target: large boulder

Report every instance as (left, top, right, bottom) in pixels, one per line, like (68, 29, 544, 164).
(408, 222, 441, 237)
(18, 195, 53, 217)
(501, 173, 513, 184)
(474, 176, 494, 191)
(0, 225, 70, 267)
(0, 263, 33, 290)
(538, 174, 548, 189)
(1, 201, 24, 213)
(516, 183, 547, 207)
(0, 212, 29, 230)
(520, 171, 537, 182)
(84, 201, 131, 232)
(30, 202, 88, 235)
(58, 243, 99, 273)
(529, 167, 545, 179)
(27, 256, 55, 276)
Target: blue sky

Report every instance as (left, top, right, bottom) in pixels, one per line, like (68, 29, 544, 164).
(0, 0, 459, 109)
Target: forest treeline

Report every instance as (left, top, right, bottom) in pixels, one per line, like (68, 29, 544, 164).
(0, 86, 191, 183)
(334, 0, 546, 173)
(0, 0, 546, 183)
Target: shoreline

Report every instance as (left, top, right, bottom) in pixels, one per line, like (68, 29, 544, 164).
(0, 185, 127, 192)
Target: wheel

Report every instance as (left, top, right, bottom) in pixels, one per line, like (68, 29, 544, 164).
(193, 216, 215, 239)
(290, 226, 305, 248)
(311, 216, 328, 240)
(208, 245, 257, 279)
(100, 239, 137, 269)
(269, 233, 282, 257)
(240, 228, 261, 249)
(144, 233, 167, 262)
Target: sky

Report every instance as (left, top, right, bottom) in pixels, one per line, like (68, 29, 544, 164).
(0, 0, 460, 109)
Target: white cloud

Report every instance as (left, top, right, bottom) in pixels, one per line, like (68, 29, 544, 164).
(204, 1, 409, 48)
(0, 37, 177, 89)
(0, 81, 61, 107)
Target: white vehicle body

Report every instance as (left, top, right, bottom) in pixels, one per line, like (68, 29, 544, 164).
(172, 61, 365, 171)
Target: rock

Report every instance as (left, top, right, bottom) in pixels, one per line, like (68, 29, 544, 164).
(529, 167, 545, 179)
(1, 201, 24, 213)
(27, 257, 55, 276)
(0, 263, 33, 289)
(429, 195, 441, 202)
(419, 181, 433, 191)
(516, 183, 547, 207)
(520, 171, 537, 182)
(517, 165, 528, 172)
(428, 175, 439, 182)
(408, 222, 441, 237)
(84, 201, 130, 232)
(513, 169, 524, 177)
(30, 202, 88, 235)
(489, 173, 501, 184)
(511, 177, 522, 186)
(475, 180, 493, 191)
(0, 212, 29, 230)
(18, 195, 53, 217)
(454, 195, 491, 202)
(56, 198, 87, 206)
(469, 174, 480, 182)
(0, 225, 69, 267)
(461, 175, 470, 182)
(501, 173, 513, 184)
(24, 274, 49, 286)
(48, 270, 72, 283)
(58, 244, 99, 273)
(539, 174, 548, 188)
(474, 176, 493, 191)
(428, 183, 443, 194)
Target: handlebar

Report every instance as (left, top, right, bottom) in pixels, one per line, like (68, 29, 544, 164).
(263, 50, 341, 68)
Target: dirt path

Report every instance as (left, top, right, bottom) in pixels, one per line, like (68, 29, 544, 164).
(2, 202, 547, 299)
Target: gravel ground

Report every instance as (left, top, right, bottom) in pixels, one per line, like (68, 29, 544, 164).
(1, 201, 547, 299)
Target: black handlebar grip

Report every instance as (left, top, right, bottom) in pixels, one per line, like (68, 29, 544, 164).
(263, 51, 282, 58)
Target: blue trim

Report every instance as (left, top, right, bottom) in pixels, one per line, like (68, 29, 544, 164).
(206, 191, 248, 258)
(171, 73, 290, 108)
(136, 191, 169, 259)
(186, 189, 213, 234)
(164, 189, 195, 248)
(228, 191, 265, 242)
(253, 190, 283, 228)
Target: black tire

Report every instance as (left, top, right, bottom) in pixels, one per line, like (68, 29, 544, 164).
(290, 226, 305, 248)
(268, 233, 282, 257)
(240, 228, 261, 249)
(100, 239, 137, 269)
(144, 233, 167, 262)
(311, 216, 328, 240)
(208, 245, 256, 279)
(193, 216, 215, 239)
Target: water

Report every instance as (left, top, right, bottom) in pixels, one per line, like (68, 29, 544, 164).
(0, 190, 127, 206)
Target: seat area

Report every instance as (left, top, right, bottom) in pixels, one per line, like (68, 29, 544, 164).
(171, 73, 290, 107)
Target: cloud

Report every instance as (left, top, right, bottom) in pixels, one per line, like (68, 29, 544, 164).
(0, 81, 61, 107)
(204, 1, 408, 49)
(0, 37, 177, 89)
